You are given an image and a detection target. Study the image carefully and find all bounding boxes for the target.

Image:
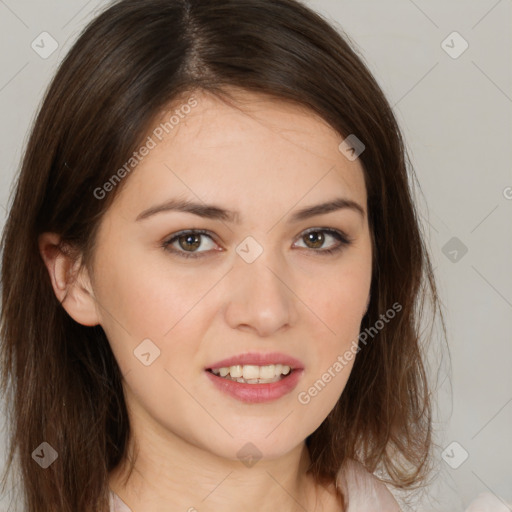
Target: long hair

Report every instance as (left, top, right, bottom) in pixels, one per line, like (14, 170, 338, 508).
(0, 0, 447, 510)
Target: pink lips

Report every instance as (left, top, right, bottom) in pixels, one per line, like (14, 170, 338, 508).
(204, 352, 304, 404)
(205, 352, 304, 371)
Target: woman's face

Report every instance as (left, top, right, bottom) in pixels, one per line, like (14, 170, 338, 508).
(88, 89, 372, 461)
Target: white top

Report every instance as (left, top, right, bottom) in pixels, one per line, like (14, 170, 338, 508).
(336, 459, 402, 511)
(108, 459, 401, 511)
(109, 489, 132, 512)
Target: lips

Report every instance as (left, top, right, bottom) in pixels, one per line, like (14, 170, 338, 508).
(204, 352, 304, 403)
(205, 352, 304, 370)
(205, 367, 303, 403)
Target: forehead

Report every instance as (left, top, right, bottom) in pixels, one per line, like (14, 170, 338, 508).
(111, 89, 367, 220)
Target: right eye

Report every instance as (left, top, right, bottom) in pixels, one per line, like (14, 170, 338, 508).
(161, 229, 220, 259)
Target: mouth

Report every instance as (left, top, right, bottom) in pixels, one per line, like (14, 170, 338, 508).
(204, 353, 304, 403)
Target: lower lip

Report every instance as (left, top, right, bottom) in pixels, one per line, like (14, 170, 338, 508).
(205, 369, 304, 403)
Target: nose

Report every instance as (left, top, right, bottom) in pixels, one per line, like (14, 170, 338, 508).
(223, 247, 299, 337)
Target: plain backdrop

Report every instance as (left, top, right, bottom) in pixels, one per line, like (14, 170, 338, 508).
(0, 1, 511, 511)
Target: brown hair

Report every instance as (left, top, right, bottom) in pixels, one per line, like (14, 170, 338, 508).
(0, 0, 447, 510)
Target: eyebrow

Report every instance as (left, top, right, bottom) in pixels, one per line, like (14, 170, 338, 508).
(135, 197, 365, 223)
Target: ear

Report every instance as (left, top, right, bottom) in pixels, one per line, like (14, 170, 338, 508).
(38, 232, 100, 326)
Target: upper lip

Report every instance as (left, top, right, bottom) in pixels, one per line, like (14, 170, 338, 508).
(206, 352, 304, 370)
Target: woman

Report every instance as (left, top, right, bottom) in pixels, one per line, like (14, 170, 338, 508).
(0, 0, 446, 510)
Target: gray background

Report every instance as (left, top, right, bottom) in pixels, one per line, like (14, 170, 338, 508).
(0, 1, 511, 510)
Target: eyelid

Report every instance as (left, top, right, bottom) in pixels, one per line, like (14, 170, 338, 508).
(298, 226, 352, 244)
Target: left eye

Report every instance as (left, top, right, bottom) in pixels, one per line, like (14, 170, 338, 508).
(294, 228, 351, 254)
(162, 228, 351, 259)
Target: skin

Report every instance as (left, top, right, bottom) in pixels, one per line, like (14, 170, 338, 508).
(39, 89, 398, 511)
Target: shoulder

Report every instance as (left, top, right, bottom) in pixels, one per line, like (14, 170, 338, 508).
(336, 459, 402, 512)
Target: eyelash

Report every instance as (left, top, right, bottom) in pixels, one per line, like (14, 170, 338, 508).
(161, 228, 352, 259)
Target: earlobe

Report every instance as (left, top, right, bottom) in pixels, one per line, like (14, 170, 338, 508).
(38, 232, 100, 326)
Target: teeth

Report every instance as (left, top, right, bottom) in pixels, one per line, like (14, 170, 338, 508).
(260, 365, 275, 379)
(242, 365, 260, 380)
(230, 365, 243, 378)
(210, 364, 292, 382)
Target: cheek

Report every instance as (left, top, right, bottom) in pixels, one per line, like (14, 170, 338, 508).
(95, 241, 216, 334)
(301, 253, 370, 402)
(296, 279, 364, 421)
(92, 245, 219, 378)
(311, 264, 371, 340)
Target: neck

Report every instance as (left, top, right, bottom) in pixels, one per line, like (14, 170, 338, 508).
(108, 417, 328, 512)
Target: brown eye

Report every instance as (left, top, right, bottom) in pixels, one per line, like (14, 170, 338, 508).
(177, 233, 202, 252)
(294, 228, 352, 255)
(303, 231, 325, 249)
(162, 230, 218, 259)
